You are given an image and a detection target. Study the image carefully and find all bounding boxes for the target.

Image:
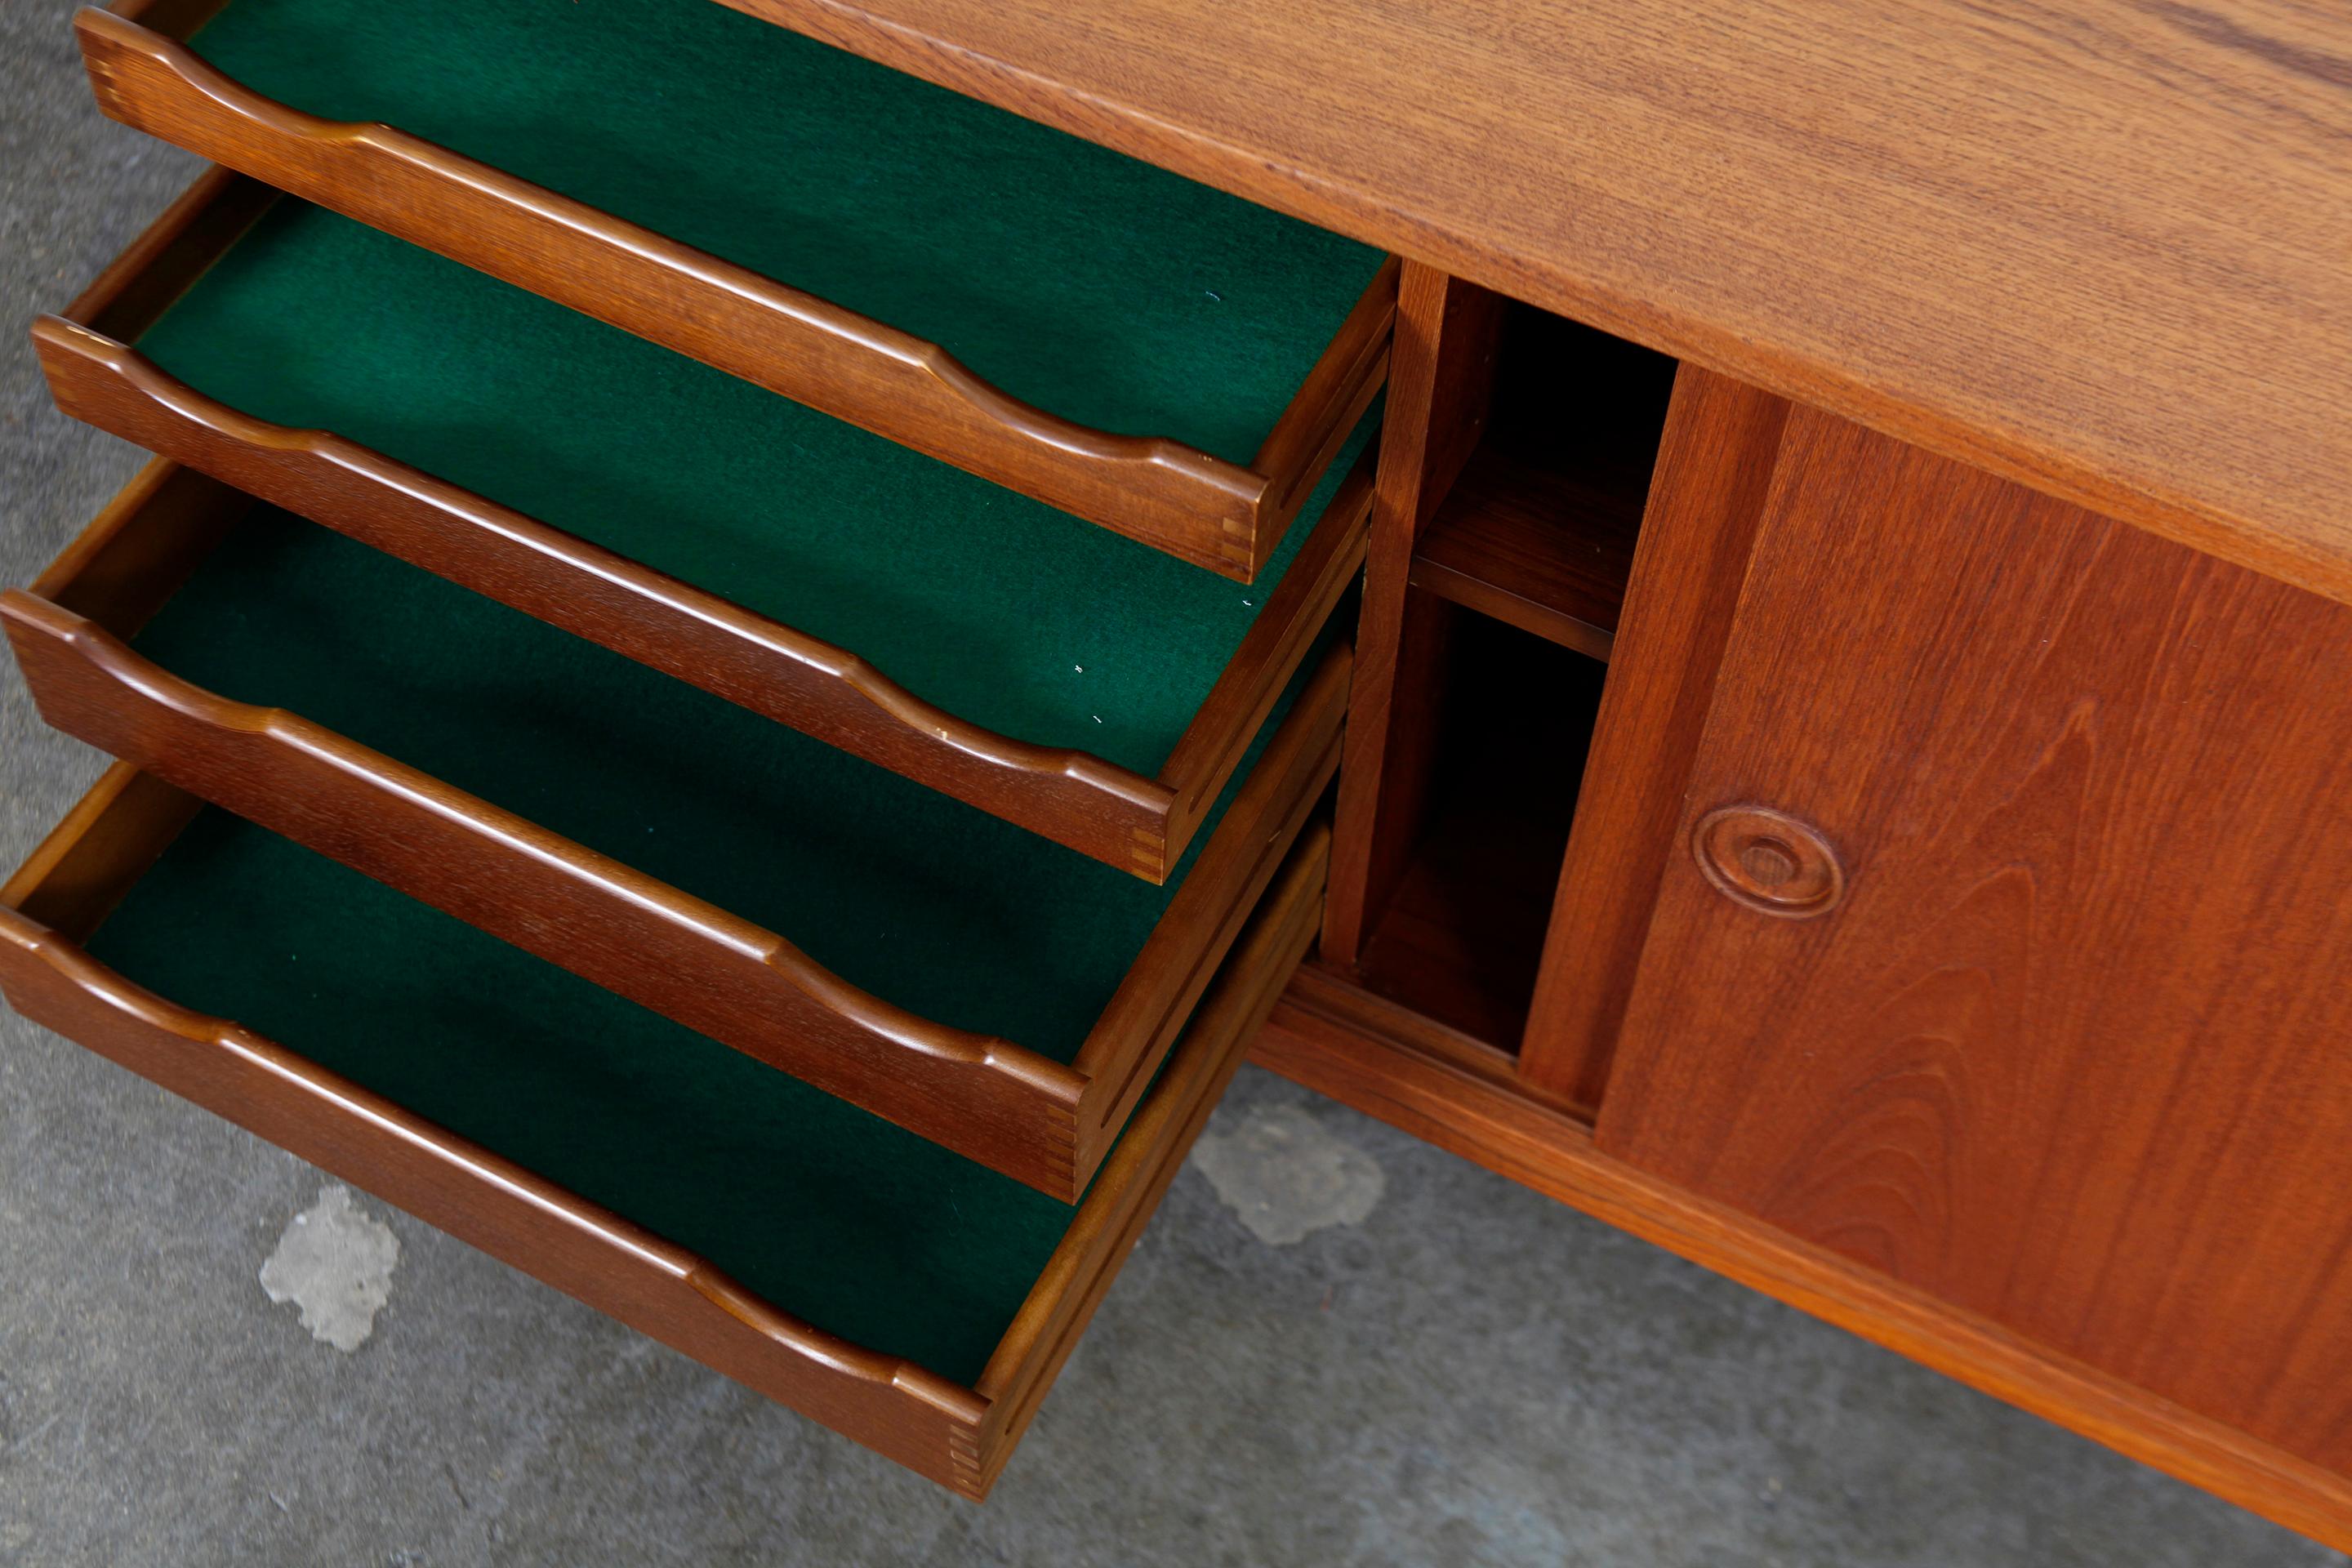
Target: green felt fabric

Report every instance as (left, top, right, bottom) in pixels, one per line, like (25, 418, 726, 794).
(82, 804, 1087, 1386)
(125, 506, 1326, 1067)
(185, 0, 1382, 466)
(134, 200, 1377, 778)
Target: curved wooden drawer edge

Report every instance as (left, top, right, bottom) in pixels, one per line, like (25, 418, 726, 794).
(0, 775, 1330, 1496)
(31, 167, 1379, 883)
(0, 586, 1083, 1102)
(0, 466, 1352, 1197)
(76, 3, 1399, 581)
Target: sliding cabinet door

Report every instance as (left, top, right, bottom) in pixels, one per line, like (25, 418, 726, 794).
(1597, 403, 2352, 1468)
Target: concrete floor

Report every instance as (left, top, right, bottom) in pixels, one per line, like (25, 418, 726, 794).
(0, 7, 2341, 1562)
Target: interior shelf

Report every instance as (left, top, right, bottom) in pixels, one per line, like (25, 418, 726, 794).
(1349, 608, 1604, 1049)
(1407, 309, 1677, 660)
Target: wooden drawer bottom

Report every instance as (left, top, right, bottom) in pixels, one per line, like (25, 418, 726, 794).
(0, 767, 1329, 1496)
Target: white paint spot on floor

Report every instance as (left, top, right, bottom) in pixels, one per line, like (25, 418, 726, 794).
(259, 1185, 399, 1352)
(1189, 1103, 1385, 1245)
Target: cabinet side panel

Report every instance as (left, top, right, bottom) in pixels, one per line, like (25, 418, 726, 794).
(1322, 263, 1503, 963)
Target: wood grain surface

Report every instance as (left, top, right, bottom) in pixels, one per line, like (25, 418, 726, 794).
(1517, 367, 1789, 1105)
(1407, 440, 1637, 661)
(1321, 262, 1501, 964)
(718, 0, 2352, 608)
(1597, 403, 2352, 1481)
(80, 6, 1401, 580)
(0, 766, 1327, 1497)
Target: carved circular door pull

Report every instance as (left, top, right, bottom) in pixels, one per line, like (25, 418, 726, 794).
(1692, 805, 1846, 918)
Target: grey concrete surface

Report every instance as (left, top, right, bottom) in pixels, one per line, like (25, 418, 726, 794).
(0, 6, 2341, 1562)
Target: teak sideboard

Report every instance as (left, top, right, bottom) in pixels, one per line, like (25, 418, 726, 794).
(9, 0, 2352, 1545)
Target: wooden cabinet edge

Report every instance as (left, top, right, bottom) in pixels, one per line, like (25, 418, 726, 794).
(1071, 644, 1349, 1174)
(705, 0, 2352, 617)
(1158, 457, 1371, 860)
(969, 825, 1329, 1494)
(1250, 996, 2352, 1555)
(1322, 263, 1506, 964)
(1515, 367, 1791, 1102)
(1245, 258, 1399, 550)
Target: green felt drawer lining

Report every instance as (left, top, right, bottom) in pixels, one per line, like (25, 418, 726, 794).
(84, 802, 1095, 1388)
(78, 509, 1330, 1385)
(123, 505, 1325, 1071)
(58, 0, 1378, 1382)
(132, 198, 1378, 781)
(182, 0, 1383, 468)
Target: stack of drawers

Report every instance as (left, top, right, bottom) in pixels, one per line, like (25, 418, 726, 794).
(3, 0, 1395, 1495)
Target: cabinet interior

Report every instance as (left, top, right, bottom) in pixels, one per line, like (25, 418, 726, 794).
(1350, 606, 1602, 1049)
(1409, 305, 1677, 661)
(1325, 297, 1677, 1059)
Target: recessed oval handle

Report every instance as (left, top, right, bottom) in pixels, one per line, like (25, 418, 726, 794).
(1692, 805, 1846, 919)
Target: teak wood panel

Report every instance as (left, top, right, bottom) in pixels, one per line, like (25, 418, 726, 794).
(4, 460, 1351, 1200)
(78, 1, 1400, 582)
(1597, 406, 2352, 1480)
(1405, 438, 1638, 662)
(1321, 261, 1502, 966)
(1251, 982, 2352, 1556)
(1515, 367, 1790, 1107)
(0, 767, 1330, 1498)
(33, 170, 1377, 883)
(719, 0, 2352, 613)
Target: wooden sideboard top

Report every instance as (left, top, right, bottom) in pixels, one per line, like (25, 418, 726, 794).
(718, 0, 2352, 606)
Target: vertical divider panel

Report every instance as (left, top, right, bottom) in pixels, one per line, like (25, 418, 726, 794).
(1322, 264, 1503, 964)
(1514, 367, 1789, 1111)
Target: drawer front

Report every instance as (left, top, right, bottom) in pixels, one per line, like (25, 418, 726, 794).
(37, 172, 1377, 881)
(0, 767, 1329, 1497)
(3, 463, 1348, 1200)
(1597, 406, 2352, 1471)
(78, 0, 1394, 578)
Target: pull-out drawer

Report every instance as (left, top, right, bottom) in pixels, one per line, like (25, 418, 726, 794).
(2, 464, 1345, 1199)
(0, 764, 1329, 1496)
(35, 172, 1376, 881)
(75, 0, 1394, 577)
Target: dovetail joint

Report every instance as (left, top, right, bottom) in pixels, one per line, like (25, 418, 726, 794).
(947, 1427, 986, 1498)
(1042, 1098, 1080, 1156)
